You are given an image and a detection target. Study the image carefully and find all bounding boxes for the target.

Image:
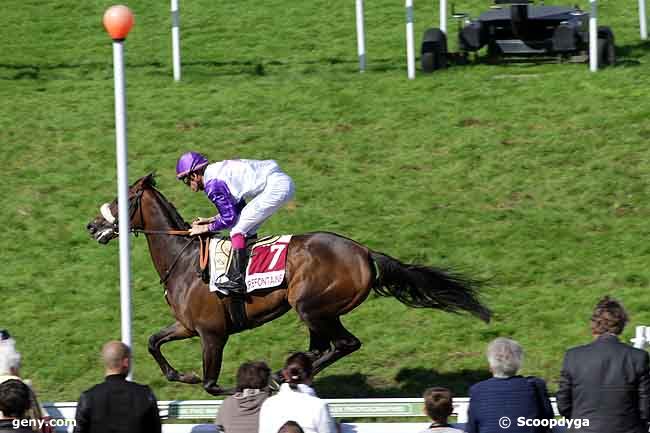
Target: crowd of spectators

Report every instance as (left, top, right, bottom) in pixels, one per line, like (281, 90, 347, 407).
(1, 295, 649, 433)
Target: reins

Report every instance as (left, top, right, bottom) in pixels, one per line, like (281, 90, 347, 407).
(131, 229, 190, 236)
(159, 237, 195, 285)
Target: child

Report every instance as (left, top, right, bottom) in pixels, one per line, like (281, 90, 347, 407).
(420, 387, 465, 433)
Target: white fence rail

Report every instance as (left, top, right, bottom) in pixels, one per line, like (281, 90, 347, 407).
(44, 397, 562, 433)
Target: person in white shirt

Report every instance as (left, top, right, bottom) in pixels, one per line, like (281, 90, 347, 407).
(258, 353, 337, 433)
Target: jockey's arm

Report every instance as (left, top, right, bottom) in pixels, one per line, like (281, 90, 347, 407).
(204, 179, 241, 232)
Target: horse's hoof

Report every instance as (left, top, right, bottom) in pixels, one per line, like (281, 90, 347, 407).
(270, 370, 284, 389)
(165, 370, 181, 382)
(269, 374, 283, 392)
(179, 372, 202, 384)
(203, 382, 227, 395)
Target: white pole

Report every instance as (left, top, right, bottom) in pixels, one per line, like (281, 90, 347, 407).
(440, 0, 447, 35)
(112, 40, 134, 380)
(171, 0, 182, 81)
(633, 326, 646, 349)
(640, 0, 648, 39)
(406, 0, 415, 79)
(589, 0, 598, 72)
(355, 0, 366, 72)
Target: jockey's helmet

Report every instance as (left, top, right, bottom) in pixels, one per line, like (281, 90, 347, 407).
(176, 151, 209, 180)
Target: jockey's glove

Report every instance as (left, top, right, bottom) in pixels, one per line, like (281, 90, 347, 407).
(189, 223, 211, 236)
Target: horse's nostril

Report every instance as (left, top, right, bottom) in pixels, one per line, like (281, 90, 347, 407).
(87, 223, 95, 232)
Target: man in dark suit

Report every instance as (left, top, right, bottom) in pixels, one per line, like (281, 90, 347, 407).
(73, 341, 162, 433)
(557, 296, 650, 433)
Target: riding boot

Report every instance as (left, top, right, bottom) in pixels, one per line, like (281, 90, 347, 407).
(218, 248, 247, 295)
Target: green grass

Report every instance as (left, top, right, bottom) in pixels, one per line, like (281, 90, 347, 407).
(1, 0, 650, 404)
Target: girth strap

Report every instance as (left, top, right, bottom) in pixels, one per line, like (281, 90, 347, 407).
(226, 295, 250, 333)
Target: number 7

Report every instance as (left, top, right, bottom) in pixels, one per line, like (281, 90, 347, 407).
(268, 244, 286, 270)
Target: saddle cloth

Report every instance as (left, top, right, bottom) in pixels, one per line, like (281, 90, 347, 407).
(209, 235, 292, 294)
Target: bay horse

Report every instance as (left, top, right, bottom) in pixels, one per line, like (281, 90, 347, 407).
(86, 174, 491, 395)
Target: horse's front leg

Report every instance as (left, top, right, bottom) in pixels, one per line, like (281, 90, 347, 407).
(148, 322, 201, 384)
(199, 331, 232, 395)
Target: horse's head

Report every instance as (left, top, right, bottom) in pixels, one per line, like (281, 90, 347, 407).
(86, 173, 157, 244)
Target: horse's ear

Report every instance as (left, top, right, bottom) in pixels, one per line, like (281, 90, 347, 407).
(142, 172, 157, 188)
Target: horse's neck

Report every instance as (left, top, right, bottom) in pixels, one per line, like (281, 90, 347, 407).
(143, 194, 195, 285)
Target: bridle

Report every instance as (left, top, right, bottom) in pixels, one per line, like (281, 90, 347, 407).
(101, 189, 190, 237)
(99, 186, 209, 284)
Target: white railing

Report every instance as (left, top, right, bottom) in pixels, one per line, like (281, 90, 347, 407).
(631, 325, 650, 349)
(43, 397, 562, 433)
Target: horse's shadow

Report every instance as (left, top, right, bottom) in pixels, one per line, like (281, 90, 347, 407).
(314, 367, 491, 398)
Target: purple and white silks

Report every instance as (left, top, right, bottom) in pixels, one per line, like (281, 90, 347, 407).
(205, 179, 244, 232)
(203, 159, 295, 236)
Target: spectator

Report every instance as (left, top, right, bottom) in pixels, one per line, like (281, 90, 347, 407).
(0, 379, 35, 433)
(419, 387, 465, 433)
(278, 421, 305, 433)
(216, 361, 271, 433)
(0, 330, 48, 432)
(466, 337, 554, 433)
(557, 295, 650, 433)
(258, 353, 337, 433)
(73, 341, 161, 433)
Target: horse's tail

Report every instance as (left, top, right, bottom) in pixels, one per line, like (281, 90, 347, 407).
(370, 251, 491, 323)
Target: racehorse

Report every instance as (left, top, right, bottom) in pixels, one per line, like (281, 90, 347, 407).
(86, 173, 491, 395)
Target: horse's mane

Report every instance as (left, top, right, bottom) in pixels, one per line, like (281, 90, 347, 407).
(153, 188, 190, 230)
(141, 174, 190, 230)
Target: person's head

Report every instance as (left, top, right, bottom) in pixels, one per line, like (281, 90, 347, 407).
(0, 338, 21, 377)
(101, 341, 131, 376)
(176, 151, 209, 192)
(0, 379, 31, 419)
(591, 295, 628, 336)
(487, 337, 523, 378)
(277, 421, 305, 433)
(423, 387, 454, 423)
(282, 352, 313, 388)
(236, 361, 271, 391)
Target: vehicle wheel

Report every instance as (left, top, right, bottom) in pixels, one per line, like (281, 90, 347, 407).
(421, 28, 448, 73)
(486, 42, 501, 64)
(596, 26, 616, 67)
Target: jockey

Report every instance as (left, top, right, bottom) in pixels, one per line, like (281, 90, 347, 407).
(175, 151, 295, 294)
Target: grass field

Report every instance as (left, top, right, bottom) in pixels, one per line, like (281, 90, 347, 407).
(1, 0, 650, 404)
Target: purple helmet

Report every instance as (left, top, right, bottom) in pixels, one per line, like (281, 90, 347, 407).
(176, 151, 209, 179)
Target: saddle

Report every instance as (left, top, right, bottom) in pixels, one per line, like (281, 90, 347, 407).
(205, 235, 291, 293)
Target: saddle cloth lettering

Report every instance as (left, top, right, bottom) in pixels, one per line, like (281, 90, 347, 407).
(209, 235, 292, 294)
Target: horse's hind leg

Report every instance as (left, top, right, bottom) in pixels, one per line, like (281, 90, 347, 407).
(270, 329, 331, 387)
(306, 317, 361, 376)
(148, 322, 201, 384)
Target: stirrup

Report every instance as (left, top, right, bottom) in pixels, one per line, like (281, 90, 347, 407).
(217, 278, 246, 293)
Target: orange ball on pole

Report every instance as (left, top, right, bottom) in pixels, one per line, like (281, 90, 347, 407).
(103, 5, 135, 40)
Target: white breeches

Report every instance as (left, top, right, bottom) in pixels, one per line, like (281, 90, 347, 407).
(230, 172, 295, 236)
